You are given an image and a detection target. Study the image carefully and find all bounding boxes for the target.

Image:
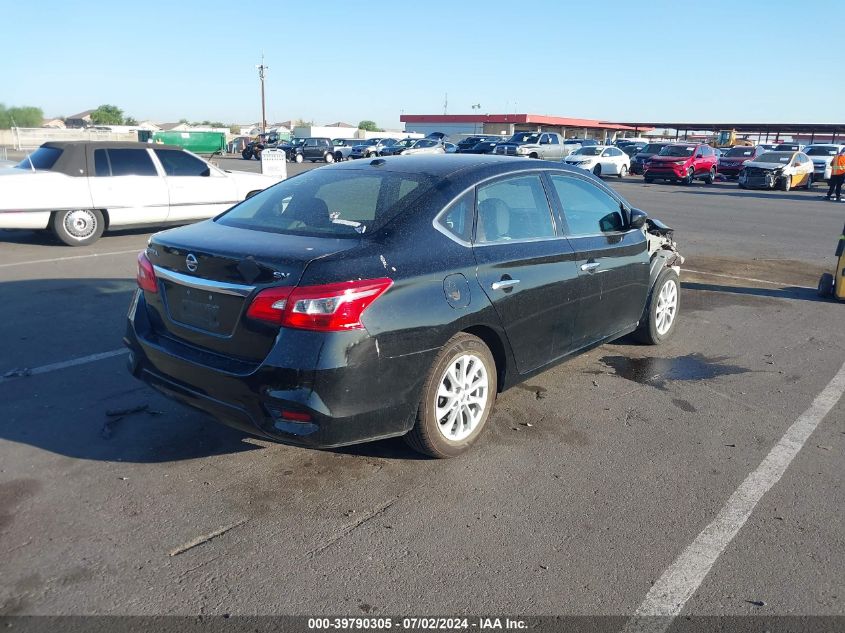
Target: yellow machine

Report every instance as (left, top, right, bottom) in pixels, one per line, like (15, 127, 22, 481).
(711, 130, 754, 148)
(818, 225, 845, 300)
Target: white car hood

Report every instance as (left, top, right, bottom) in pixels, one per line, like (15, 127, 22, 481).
(746, 161, 791, 170)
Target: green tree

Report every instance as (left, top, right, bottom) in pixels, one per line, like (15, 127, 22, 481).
(229, 124, 240, 134)
(124, 116, 138, 126)
(294, 118, 314, 127)
(0, 104, 44, 128)
(90, 104, 124, 125)
(358, 120, 383, 132)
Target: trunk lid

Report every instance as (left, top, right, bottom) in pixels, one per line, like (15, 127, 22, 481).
(143, 220, 358, 362)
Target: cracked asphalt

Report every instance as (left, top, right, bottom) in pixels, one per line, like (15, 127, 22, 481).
(1, 162, 843, 621)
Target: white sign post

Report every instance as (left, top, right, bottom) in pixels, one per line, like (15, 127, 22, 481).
(261, 149, 288, 180)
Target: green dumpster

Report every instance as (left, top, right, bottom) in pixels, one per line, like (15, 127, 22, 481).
(151, 131, 226, 155)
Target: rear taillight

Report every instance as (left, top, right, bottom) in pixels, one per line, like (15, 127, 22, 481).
(136, 251, 158, 293)
(246, 278, 392, 331)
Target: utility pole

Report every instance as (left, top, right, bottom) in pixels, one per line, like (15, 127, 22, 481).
(256, 54, 269, 134)
(443, 93, 448, 115)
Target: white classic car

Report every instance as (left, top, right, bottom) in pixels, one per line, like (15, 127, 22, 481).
(0, 141, 284, 245)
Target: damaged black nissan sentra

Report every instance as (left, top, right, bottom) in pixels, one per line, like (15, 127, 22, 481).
(125, 155, 683, 457)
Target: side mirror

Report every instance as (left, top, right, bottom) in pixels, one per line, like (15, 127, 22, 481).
(629, 208, 647, 230)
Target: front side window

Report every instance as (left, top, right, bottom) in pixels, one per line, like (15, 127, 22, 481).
(550, 174, 625, 236)
(154, 149, 210, 177)
(475, 175, 555, 244)
(101, 149, 157, 176)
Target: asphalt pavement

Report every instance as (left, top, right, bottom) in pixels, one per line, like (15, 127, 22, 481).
(1, 161, 843, 624)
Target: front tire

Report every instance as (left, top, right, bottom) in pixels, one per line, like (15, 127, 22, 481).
(51, 209, 105, 246)
(294, 153, 304, 164)
(684, 168, 694, 185)
(241, 149, 251, 160)
(781, 176, 792, 192)
(593, 164, 602, 177)
(634, 268, 680, 345)
(405, 333, 497, 458)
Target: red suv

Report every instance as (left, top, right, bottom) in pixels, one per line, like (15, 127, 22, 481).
(644, 143, 718, 184)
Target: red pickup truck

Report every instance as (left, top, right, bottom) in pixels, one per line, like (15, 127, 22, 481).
(644, 143, 718, 185)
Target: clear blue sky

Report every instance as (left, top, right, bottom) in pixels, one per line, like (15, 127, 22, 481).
(1, 0, 840, 129)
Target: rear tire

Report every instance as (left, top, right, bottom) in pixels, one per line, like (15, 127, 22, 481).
(593, 164, 601, 177)
(806, 174, 813, 190)
(618, 165, 628, 179)
(333, 151, 343, 162)
(294, 153, 304, 164)
(51, 209, 105, 246)
(644, 177, 653, 183)
(704, 167, 716, 184)
(404, 333, 497, 458)
(634, 268, 680, 345)
(818, 272, 834, 297)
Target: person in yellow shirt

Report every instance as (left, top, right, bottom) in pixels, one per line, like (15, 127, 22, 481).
(826, 147, 845, 201)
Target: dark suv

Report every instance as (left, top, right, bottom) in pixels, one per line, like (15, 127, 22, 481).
(630, 143, 667, 175)
(291, 138, 335, 163)
(644, 143, 718, 184)
(717, 146, 765, 179)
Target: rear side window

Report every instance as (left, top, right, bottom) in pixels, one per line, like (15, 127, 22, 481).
(550, 174, 624, 236)
(154, 149, 210, 177)
(16, 146, 63, 171)
(475, 175, 556, 243)
(436, 190, 474, 242)
(94, 149, 157, 177)
(217, 169, 435, 237)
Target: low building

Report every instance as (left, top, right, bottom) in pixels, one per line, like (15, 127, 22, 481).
(399, 113, 647, 142)
(65, 109, 94, 128)
(41, 118, 66, 129)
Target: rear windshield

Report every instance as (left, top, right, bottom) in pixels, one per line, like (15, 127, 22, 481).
(725, 147, 755, 157)
(805, 146, 839, 156)
(16, 146, 62, 170)
(659, 145, 695, 157)
(217, 169, 436, 238)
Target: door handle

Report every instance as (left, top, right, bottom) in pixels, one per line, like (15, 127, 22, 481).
(491, 279, 520, 291)
(580, 262, 601, 273)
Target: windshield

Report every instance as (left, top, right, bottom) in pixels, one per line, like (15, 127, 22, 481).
(15, 146, 63, 170)
(640, 144, 665, 154)
(805, 146, 839, 156)
(725, 147, 755, 157)
(218, 169, 436, 238)
(658, 145, 696, 157)
(511, 132, 540, 143)
(755, 152, 793, 164)
(398, 139, 416, 147)
(574, 147, 602, 156)
(413, 139, 437, 148)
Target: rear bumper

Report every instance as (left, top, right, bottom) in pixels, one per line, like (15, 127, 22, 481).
(125, 291, 430, 449)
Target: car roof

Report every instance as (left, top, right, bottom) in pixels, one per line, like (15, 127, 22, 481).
(42, 141, 182, 151)
(323, 153, 599, 181)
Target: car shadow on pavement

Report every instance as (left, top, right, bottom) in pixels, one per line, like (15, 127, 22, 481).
(664, 188, 824, 203)
(683, 281, 826, 303)
(0, 276, 262, 463)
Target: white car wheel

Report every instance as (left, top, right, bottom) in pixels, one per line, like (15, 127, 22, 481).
(51, 209, 105, 246)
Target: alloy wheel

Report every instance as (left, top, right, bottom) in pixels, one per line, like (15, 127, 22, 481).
(434, 354, 489, 442)
(655, 279, 678, 335)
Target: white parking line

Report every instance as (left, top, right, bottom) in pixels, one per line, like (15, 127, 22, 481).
(684, 268, 815, 290)
(0, 348, 129, 385)
(0, 249, 140, 269)
(622, 359, 845, 633)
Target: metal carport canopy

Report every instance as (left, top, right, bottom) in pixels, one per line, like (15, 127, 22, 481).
(616, 122, 845, 134)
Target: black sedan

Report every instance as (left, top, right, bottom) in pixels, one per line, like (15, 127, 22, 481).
(126, 156, 683, 457)
(462, 139, 501, 154)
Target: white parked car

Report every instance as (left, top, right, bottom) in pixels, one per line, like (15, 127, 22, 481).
(803, 144, 845, 182)
(400, 139, 446, 155)
(0, 142, 283, 245)
(563, 145, 631, 178)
